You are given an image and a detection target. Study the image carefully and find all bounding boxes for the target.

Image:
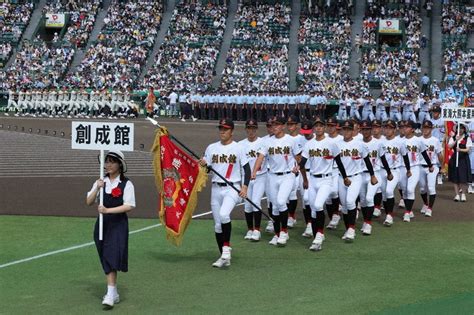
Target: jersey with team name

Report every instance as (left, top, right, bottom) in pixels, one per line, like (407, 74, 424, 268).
(302, 137, 339, 175)
(421, 136, 442, 166)
(239, 137, 267, 175)
(204, 141, 249, 183)
(336, 139, 369, 176)
(362, 137, 386, 172)
(404, 136, 428, 166)
(258, 134, 301, 173)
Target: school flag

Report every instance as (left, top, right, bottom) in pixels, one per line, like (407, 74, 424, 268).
(151, 126, 207, 245)
(443, 121, 455, 172)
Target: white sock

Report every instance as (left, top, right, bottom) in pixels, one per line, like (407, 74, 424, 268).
(107, 285, 116, 297)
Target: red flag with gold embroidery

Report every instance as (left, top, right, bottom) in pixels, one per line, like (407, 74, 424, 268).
(443, 120, 455, 172)
(151, 126, 207, 245)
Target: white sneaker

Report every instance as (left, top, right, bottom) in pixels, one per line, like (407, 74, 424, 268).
(14, 113, 20, 117)
(244, 230, 253, 240)
(192, 117, 198, 122)
(4, 113, 9, 116)
(437, 175, 443, 185)
(362, 223, 372, 235)
(454, 194, 460, 202)
(269, 235, 278, 246)
(373, 208, 381, 217)
(461, 193, 467, 202)
(384, 214, 393, 226)
(403, 212, 411, 222)
(287, 217, 296, 228)
(309, 232, 325, 251)
(102, 294, 120, 307)
(250, 230, 261, 241)
(277, 231, 289, 246)
(342, 227, 355, 242)
(425, 208, 432, 217)
(221, 246, 231, 260)
(398, 199, 405, 208)
(409, 211, 415, 218)
(420, 204, 428, 214)
(326, 214, 340, 230)
(468, 185, 474, 194)
(265, 221, 274, 233)
(302, 223, 313, 238)
(212, 257, 230, 268)
(181, 118, 186, 122)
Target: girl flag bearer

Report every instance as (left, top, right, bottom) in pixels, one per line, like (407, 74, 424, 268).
(86, 150, 136, 308)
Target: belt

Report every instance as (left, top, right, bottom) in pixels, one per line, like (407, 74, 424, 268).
(273, 171, 291, 176)
(312, 173, 332, 178)
(421, 165, 434, 168)
(345, 173, 360, 178)
(390, 167, 399, 170)
(213, 182, 239, 187)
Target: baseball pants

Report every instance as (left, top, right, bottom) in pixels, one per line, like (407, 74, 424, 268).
(308, 175, 333, 217)
(244, 173, 267, 213)
(268, 173, 295, 215)
(338, 174, 363, 212)
(359, 171, 382, 207)
(419, 165, 438, 195)
(211, 183, 241, 233)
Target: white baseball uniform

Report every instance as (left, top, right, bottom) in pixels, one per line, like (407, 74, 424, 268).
(419, 136, 442, 196)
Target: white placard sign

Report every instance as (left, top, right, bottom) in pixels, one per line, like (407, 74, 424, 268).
(379, 19, 401, 34)
(71, 122, 134, 151)
(45, 13, 65, 28)
(441, 106, 474, 122)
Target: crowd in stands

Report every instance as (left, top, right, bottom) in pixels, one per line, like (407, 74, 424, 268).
(64, 0, 162, 89)
(0, 42, 13, 63)
(43, 0, 102, 48)
(220, 3, 290, 92)
(361, 1, 422, 98)
(0, 1, 35, 44)
(141, 1, 226, 93)
(297, 6, 355, 100)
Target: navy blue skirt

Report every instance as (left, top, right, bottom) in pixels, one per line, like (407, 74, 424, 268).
(94, 213, 129, 274)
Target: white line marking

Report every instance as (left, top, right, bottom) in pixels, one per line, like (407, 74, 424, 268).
(0, 197, 267, 269)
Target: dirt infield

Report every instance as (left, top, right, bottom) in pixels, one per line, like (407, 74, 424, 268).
(0, 116, 473, 223)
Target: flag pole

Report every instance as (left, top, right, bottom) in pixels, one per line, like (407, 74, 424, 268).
(99, 149, 104, 241)
(147, 117, 273, 222)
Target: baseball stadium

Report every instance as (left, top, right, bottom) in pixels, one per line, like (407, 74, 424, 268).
(1, 0, 473, 314)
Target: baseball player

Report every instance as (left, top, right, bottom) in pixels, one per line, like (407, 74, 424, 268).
(5, 89, 18, 116)
(17, 89, 27, 116)
(430, 106, 445, 184)
(375, 94, 388, 121)
(262, 117, 275, 234)
(419, 120, 443, 217)
(358, 120, 393, 235)
(361, 95, 375, 121)
(286, 115, 303, 228)
(349, 93, 361, 120)
(299, 117, 344, 251)
(402, 94, 416, 122)
(325, 117, 343, 230)
(381, 119, 410, 226)
(200, 119, 250, 268)
(417, 94, 431, 124)
(239, 119, 266, 242)
(336, 120, 376, 242)
(338, 98, 348, 121)
(389, 94, 402, 121)
(396, 120, 408, 208)
(252, 116, 301, 247)
(371, 119, 385, 217)
(401, 120, 434, 222)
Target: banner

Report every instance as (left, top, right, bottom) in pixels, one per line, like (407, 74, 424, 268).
(151, 126, 207, 246)
(443, 121, 455, 172)
(71, 122, 134, 151)
(379, 19, 401, 34)
(45, 13, 65, 28)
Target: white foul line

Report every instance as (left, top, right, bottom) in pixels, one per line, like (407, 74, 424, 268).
(0, 197, 267, 269)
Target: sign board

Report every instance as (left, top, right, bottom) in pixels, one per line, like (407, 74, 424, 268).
(441, 106, 474, 122)
(378, 19, 401, 34)
(45, 13, 65, 28)
(71, 122, 134, 151)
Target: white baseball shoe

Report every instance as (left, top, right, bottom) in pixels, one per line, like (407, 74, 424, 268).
(181, 118, 186, 122)
(424, 208, 432, 217)
(373, 208, 381, 217)
(420, 204, 428, 214)
(409, 211, 414, 218)
(360, 222, 367, 232)
(437, 174, 443, 185)
(403, 212, 411, 222)
(277, 231, 289, 246)
(269, 235, 278, 246)
(453, 194, 460, 202)
(212, 257, 230, 268)
(326, 214, 340, 230)
(461, 193, 467, 202)
(287, 217, 296, 228)
(244, 230, 253, 240)
(302, 223, 313, 238)
(398, 199, 405, 208)
(265, 221, 274, 233)
(221, 246, 231, 260)
(362, 223, 372, 235)
(4, 113, 9, 116)
(342, 228, 355, 242)
(102, 294, 120, 307)
(250, 230, 261, 241)
(309, 232, 325, 251)
(383, 214, 393, 226)
(468, 185, 474, 194)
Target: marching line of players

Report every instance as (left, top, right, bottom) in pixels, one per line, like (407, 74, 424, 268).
(3, 89, 139, 119)
(202, 115, 445, 268)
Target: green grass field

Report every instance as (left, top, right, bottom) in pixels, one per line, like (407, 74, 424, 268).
(1, 215, 473, 314)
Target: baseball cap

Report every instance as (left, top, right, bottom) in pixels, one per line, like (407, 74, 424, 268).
(341, 120, 354, 129)
(313, 116, 325, 125)
(300, 120, 314, 135)
(431, 105, 441, 113)
(372, 119, 382, 127)
(287, 115, 299, 124)
(217, 118, 234, 129)
(422, 120, 433, 128)
(273, 116, 287, 125)
(360, 120, 372, 129)
(404, 120, 418, 129)
(384, 119, 397, 128)
(245, 118, 258, 128)
(266, 116, 275, 127)
(326, 117, 338, 126)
